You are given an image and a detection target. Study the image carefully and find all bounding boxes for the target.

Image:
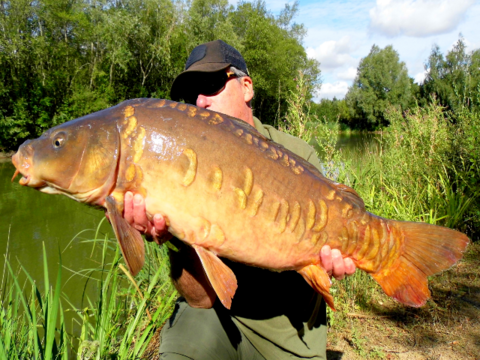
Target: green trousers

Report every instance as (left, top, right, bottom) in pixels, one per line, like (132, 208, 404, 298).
(158, 298, 266, 360)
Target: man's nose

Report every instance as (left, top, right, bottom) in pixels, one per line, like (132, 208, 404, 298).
(196, 94, 212, 108)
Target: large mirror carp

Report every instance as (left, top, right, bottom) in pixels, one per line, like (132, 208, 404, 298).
(12, 98, 469, 310)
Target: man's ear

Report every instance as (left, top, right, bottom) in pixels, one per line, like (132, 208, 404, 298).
(241, 76, 254, 104)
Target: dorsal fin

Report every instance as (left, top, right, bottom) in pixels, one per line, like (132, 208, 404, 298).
(333, 182, 365, 210)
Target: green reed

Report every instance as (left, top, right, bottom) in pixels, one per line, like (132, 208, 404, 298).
(324, 103, 479, 319)
(283, 77, 479, 321)
(0, 220, 177, 359)
(1, 243, 67, 359)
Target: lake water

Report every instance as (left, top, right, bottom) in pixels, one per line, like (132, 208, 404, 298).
(0, 159, 115, 314)
(336, 132, 380, 154)
(0, 132, 376, 312)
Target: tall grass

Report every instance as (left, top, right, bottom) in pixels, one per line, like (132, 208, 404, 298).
(282, 73, 479, 320)
(1, 242, 68, 359)
(0, 222, 177, 359)
(327, 103, 478, 317)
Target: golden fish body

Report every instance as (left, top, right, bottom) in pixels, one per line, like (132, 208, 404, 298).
(12, 98, 469, 310)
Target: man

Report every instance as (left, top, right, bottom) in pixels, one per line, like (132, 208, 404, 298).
(124, 40, 356, 359)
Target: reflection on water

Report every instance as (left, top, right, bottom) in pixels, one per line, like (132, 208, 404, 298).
(0, 160, 114, 318)
(313, 132, 380, 157)
(313, 132, 381, 179)
(336, 132, 380, 156)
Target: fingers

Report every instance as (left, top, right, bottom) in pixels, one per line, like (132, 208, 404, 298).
(320, 245, 333, 277)
(153, 213, 166, 231)
(123, 191, 134, 224)
(123, 191, 153, 232)
(122, 192, 170, 244)
(331, 249, 345, 280)
(148, 214, 171, 245)
(344, 257, 356, 276)
(132, 194, 149, 232)
(321, 245, 357, 280)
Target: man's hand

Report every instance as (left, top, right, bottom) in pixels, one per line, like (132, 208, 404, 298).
(123, 191, 169, 244)
(321, 245, 356, 280)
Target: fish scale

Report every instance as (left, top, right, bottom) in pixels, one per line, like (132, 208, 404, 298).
(12, 98, 469, 310)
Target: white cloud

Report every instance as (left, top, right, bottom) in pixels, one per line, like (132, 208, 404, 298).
(337, 67, 358, 81)
(317, 82, 350, 100)
(369, 0, 475, 37)
(414, 71, 428, 84)
(307, 37, 356, 69)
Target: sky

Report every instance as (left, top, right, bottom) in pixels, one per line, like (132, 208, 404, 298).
(233, 0, 480, 101)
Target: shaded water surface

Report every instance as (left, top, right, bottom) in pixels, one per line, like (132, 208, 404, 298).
(0, 160, 114, 310)
(336, 132, 380, 155)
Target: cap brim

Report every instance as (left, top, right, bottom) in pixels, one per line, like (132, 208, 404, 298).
(170, 63, 231, 101)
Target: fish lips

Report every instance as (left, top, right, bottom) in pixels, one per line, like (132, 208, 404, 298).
(11, 147, 46, 188)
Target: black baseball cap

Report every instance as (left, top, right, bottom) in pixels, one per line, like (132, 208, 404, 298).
(170, 40, 249, 101)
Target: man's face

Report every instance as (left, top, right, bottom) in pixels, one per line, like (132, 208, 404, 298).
(185, 70, 254, 125)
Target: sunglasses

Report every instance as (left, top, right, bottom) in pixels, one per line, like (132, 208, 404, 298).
(184, 71, 238, 104)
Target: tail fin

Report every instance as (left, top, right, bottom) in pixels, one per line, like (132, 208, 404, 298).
(372, 221, 469, 307)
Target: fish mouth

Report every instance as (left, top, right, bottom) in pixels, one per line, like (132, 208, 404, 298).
(11, 149, 46, 188)
(11, 169, 30, 186)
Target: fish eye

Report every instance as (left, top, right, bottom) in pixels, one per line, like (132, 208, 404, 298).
(53, 133, 66, 148)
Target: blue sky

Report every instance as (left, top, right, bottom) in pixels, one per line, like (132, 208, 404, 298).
(234, 0, 480, 100)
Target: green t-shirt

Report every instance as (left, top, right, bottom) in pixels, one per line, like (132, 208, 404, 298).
(227, 117, 327, 360)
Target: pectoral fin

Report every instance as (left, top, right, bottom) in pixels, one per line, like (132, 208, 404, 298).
(193, 245, 238, 309)
(298, 264, 335, 310)
(105, 196, 145, 276)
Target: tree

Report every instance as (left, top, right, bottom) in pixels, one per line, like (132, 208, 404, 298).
(345, 45, 413, 129)
(0, 0, 91, 148)
(0, 0, 319, 150)
(186, 0, 239, 47)
(421, 37, 480, 114)
(230, 0, 320, 125)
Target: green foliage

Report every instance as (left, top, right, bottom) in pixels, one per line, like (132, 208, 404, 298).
(381, 102, 451, 184)
(0, 0, 319, 150)
(71, 239, 176, 359)
(311, 98, 351, 125)
(0, 99, 32, 150)
(187, 0, 238, 45)
(278, 71, 316, 141)
(231, 0, 320, 125)
(1, 244, 68, 359)
(0, 222, 177, 358)
(345, 45, 414, 130)
(422, 37, 480, 114)
(319, 102, 479, 332)
(337, 102, 478, 233)
(453, 106, 480, 184)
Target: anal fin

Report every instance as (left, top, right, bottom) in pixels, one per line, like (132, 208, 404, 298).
(193, 245, 238, 309)
(105, 196, 145, 276)
(298, 264, 335, 311)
